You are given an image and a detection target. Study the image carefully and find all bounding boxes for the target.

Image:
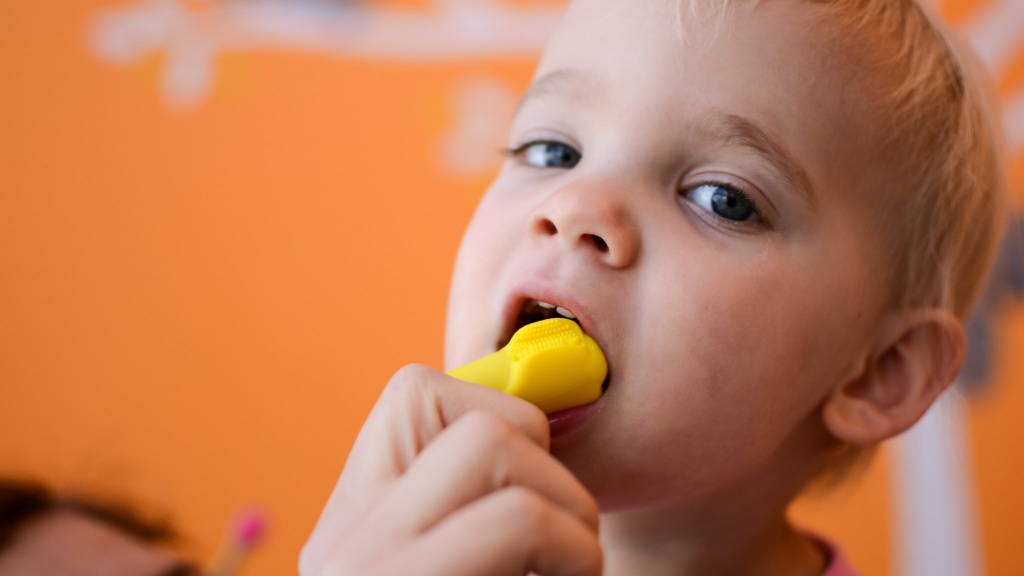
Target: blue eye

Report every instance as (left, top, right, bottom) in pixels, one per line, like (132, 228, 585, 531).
(687, 183, 758, 222)
(509, 141, 581, 169)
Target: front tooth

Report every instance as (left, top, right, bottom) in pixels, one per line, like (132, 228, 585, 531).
(537, 301, 556, 309)
(555, 306, 576, 319)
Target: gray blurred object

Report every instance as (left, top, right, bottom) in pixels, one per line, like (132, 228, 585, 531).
(960, 213, 1024, 392)
(893, 213, 1023, 576)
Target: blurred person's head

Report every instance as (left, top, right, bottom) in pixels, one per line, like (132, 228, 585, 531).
(0, 477, 201, 576)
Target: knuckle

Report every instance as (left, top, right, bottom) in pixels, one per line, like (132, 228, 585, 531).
(580, 540, 605, 575)
(499, 486, 548, 526)
(389, 363, 432, 390)
(494, 488, 603, 576)
(456, 410, 514, 447)
(383, 364, 436, 403)
(521, 405, 550, 443)
(579, 493, 601, 529)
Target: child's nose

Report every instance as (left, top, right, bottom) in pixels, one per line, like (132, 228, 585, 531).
(527, 179, 640, 268)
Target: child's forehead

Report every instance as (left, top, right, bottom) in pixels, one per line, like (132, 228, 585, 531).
(535, 0, 859, 107)
(544, 0, 832, 61)
(533, 0, 867, 130)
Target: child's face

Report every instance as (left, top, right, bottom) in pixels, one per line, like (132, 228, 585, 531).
(446, 0, 894, 511)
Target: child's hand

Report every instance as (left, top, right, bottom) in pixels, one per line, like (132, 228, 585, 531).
(300, 364, 603, 576)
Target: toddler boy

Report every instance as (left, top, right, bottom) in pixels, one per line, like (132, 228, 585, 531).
(302, 0, 1006, 574)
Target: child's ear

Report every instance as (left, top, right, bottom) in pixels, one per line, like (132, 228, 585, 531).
(822, 309, 965, 445)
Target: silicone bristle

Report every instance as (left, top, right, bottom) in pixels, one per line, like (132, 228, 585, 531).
(508, 319, 583, 361)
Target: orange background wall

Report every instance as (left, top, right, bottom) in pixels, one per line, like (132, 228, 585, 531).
(1, 1, 1021, 575)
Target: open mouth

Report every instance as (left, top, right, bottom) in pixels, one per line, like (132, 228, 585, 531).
(516, 299, 580, 329)
(503, 298, 611, 393)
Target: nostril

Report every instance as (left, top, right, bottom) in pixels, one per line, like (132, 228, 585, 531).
(537, 218, 558, 236)
(586, 234, 609, 252)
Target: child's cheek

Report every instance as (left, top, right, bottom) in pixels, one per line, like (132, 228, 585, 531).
(444, 187, 533, 366)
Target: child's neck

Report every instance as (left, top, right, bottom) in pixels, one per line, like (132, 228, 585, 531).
(595, 403, 839, 575)
(601, 505, 824, 576)
(596, 406, 840, 575)
(598, 452, 829, 576)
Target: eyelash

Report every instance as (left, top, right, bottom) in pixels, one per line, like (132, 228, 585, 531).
(502, 140, 582, 169)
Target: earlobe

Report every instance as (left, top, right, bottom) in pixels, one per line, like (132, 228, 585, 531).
(823, 309, 966, 446)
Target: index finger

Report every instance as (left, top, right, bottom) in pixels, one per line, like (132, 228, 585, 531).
(357, 364, 552, 475)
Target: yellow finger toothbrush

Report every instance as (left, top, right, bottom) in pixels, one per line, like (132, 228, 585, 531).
(447, 318, 607, 414)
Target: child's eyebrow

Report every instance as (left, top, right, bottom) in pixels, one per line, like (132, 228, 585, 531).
(514, 68, 601, 118)
(694, 111, 818, 209)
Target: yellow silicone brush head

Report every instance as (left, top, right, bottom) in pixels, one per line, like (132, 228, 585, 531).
(447, 318, 607, 413)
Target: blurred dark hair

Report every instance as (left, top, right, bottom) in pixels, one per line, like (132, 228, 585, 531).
(0, 477, 180, 551)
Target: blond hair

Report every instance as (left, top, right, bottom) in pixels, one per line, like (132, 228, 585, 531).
(818, 0, 1007, 318)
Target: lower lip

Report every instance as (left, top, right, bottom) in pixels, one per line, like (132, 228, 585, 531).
(547, 397, 604, 440)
